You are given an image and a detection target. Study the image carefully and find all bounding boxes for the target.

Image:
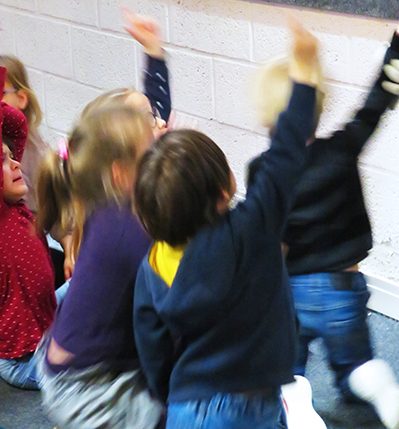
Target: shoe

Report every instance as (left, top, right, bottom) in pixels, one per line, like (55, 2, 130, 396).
(348, 359, 399, 429)
(281, 375, 327, 429)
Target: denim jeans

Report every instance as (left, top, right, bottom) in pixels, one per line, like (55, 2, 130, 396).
(290, 272, 373, 398)
(166, 391, 286, 429)
(0, 280, 70, 390)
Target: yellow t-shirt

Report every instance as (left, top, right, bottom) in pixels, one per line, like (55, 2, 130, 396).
(149, 241, 184, 287)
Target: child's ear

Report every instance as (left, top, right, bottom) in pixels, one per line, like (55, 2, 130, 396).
(216, 189, 231, 215)
(111, 160, 135, 194)
(111, 160, 124, 188)
(15, 89, 29, 111)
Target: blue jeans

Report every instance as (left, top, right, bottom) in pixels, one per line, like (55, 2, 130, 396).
(166, 391, 286, 429)
(0, 280, 70, 390)
(290, 272, 373, 399)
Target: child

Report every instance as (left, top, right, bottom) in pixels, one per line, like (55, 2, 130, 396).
(0, 54, 74, 284)
(0, 67, 68, 390)
(132, 20, 319, 429)
(0, 55, 49, 213)
(35, 13, 171, 429)
(255, 24, 399, 429)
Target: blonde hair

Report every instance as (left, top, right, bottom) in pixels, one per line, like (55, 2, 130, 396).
(0, 55, 42, 129)
(81, 87, 141, 119)
(252, 56, 325, 129)
(36, 102, 152, 258)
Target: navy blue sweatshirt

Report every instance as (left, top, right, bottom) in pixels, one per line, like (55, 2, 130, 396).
(134, 83, 316, 403)
(145, 55, 171, 121)
(284, 32, 399, 274)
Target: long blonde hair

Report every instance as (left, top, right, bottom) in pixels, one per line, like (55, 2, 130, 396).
(0, 55, 42, 129)
(36, 102, 152, 258)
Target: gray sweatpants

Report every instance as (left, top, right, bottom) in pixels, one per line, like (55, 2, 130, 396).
(36, 339, 163, 429)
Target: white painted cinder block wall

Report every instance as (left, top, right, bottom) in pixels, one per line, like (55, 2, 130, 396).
(1, 0, 399, 316)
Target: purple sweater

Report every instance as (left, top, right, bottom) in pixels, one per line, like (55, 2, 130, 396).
(47, 204, 150, 373)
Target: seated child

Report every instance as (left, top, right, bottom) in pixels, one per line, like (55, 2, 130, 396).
(0, 54, 74, 284)
(0, 67, 67, 390)
(255, 22, 399, 429)
(132, 19, 320, 429)
(35, 13, 171, 429)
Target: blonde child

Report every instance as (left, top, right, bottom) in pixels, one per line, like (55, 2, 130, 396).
(35, 13, 171, 428)
(288, 29, 399, 429)
(132, 20, 319, 429)
(0, 55, 47, 212)
(254, 23, 399, 429)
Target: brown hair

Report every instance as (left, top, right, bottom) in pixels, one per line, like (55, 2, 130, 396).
(0, 55, 42, 129)
(135, 129, 232, 246)
(36, 102, 152, 258)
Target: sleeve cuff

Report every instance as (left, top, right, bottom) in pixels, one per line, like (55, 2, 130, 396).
(390, 30, 399, 53)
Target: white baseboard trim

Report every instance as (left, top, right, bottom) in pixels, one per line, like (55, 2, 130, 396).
(364, 273, 399, 321)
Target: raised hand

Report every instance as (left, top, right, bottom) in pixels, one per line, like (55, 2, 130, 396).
(288, 16, 320, 87)
(382, 59, 399, 95)
(123, 8, 164, 59)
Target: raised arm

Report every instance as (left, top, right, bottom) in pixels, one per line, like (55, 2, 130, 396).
(124, 9, 171, 121)
(237, 19, 318, 235)
(2, 102, 28, 162)
(330, 27, 399, 156)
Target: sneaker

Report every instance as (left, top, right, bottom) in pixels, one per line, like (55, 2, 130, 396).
(281, 375, 327, 429)
(348, 359, 399, 429)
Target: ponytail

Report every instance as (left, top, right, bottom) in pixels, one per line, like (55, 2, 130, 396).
(36, 151, 72, 236)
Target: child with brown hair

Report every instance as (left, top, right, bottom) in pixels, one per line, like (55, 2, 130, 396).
(132, 20, 320, 429)
(0, 66, 66, 390)
(0, 55, 75, 284)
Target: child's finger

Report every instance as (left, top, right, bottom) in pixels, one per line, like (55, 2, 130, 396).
(121, 6, 136, 25)
(384, 61, 399, 83)
(286, 13, 307, 37)
(382, 80, 399, 95)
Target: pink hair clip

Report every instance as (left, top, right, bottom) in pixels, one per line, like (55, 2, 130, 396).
(58, 137, 69, 161)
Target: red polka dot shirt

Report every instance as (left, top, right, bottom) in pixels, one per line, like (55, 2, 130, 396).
(0, 67, 56, 359)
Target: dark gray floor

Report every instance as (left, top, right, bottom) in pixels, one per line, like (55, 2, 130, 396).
(0, 311, 398, 429)
(306, 311, 399, 429)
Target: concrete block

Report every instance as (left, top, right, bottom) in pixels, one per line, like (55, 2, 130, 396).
(38, 0, 98, 26)
(167, 48, 213, 119)
(316, 31, 351, 83)
(214, 59, 259, 131)
(360, 166, 399, 279)
(347, 36, 387, 87)
(316, 82, 366, 138)
(0, 8, 16, 54)
(71, 27, 137, 90)
(360, 108, 399, 175)
(0, 0, 35, 11)
(168, 0, 251, 60)
(98, 0, 167, 39)
(15, 15, 72, 78)
(45, 75, 101, 132)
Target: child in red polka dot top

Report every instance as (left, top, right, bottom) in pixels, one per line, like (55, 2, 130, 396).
(0, 66, 57, 390)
